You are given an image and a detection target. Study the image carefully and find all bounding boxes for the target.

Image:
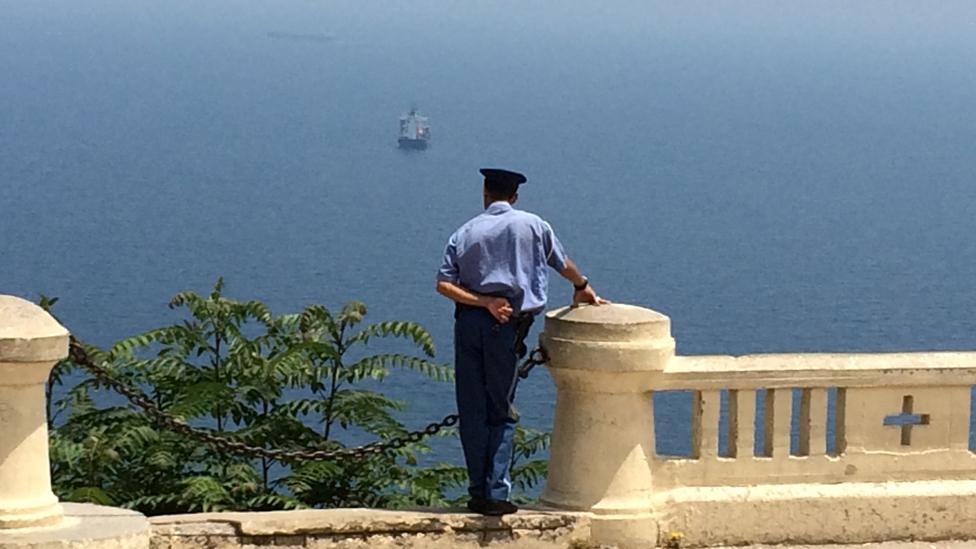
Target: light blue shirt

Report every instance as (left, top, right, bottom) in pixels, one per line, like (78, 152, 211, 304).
(437, 201, 568, 314)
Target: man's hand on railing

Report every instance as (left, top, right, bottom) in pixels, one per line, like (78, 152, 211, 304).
(573, 284, 609, 307)
(558, 257, 609, 307)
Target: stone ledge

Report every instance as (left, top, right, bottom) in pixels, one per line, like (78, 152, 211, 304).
(0, 503, 149, 549)
(716, 544, 976, 549)
(149, 508, 590, 549)
(141, 503, 976, 549)
(660, 480, 976, 547)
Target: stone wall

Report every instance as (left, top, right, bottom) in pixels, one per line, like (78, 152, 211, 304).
(149, 509, 590, 549)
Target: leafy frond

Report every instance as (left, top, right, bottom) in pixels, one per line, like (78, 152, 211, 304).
(329, 389, 406, 437)
(210, 277, 225, 298)
(280, 397, 331, 418)
(246, 493, 307, 511)
(109, 326, 196, 357)
(293, 340, 341, 363)
(338, 301, 367, 330)
(168, 381, 233, 419)
(67, 486, 116, 506)
(274, 313, 301, 332)
(299, 304, 337, 338)
(115, 425, 161, 455)
(179, 475, 231, 513)
(391, 462, 468, 508)
(511, 459, 548, 491)
(512, 427, 551, 461)
(346, 354, 452, 382)
(234, 299, 273, 325)
(168, 289, 206, 311)
(348, 321, 437, 357)
(38, 294, 60, 312)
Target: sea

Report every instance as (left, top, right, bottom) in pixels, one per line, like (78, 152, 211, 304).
(3, 1, 976, 472)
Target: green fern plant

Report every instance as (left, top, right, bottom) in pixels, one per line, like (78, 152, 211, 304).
(45, 280, 547, 513)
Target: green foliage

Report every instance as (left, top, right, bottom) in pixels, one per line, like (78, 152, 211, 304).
(46, 281, 549, 514)
(510, 427, 551, 503)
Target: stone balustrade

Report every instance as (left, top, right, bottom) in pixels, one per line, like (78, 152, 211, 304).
(5, 295, 976, 549)
(541, 304, 976, 548)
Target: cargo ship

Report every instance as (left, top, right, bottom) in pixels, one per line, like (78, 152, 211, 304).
(398, 109, 430, 150)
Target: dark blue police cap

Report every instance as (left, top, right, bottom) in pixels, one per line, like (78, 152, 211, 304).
(480, 168, 527, 186)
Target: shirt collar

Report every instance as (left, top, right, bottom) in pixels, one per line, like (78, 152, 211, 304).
(486, 201, 513, 215)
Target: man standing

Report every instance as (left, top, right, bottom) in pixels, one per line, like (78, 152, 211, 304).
(436, 168, 606, 516)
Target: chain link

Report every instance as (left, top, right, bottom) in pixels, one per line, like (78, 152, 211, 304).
(518, 347, 549, 379)
(67, 337, 547, 463)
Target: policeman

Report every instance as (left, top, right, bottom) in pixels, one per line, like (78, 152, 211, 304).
(436, 168, 606, 516)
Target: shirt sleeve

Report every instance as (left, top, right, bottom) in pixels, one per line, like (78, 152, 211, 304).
(542, 221, 568, 271)
(436, 233, 460, 283)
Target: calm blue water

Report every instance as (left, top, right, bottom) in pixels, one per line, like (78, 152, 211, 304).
(4, 1, 976, 462)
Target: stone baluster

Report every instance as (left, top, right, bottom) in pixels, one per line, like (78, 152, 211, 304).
(771, 388, 792, 458)
(540, 304, 674, 548)
(0, 295, 68, 529)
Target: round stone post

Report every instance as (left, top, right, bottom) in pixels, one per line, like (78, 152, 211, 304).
(540, 304, 673, 548)
(0, 295, 68, 529)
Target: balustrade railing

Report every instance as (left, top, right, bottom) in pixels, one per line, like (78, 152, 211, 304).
(653, 353, 976, 489)
(540, 304, 976, 548)
(5, 295, 976, 549)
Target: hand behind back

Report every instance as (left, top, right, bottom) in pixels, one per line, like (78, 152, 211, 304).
(485, 297, 513, 323)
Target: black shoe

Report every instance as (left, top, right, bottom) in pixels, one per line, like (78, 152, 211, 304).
(466, 496, 488, 514)
(482, 499, 518, 516)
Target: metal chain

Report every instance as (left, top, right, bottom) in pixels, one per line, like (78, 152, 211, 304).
(66, 337, 547, 463)
(518, 347, 549, 379)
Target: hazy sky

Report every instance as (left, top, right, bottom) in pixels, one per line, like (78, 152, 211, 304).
(4, 1, 976, 48)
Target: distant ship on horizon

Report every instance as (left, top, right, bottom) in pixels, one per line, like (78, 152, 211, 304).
(398, 109, 430, 150)
(266, 31, 335, 44)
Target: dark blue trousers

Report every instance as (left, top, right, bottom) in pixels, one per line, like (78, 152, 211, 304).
(454, 306, 520, 501)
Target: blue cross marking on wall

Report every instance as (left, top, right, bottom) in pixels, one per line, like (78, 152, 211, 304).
(883, 395, 930, 446)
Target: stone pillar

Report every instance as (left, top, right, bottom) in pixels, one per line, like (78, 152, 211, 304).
(0, 295, 68, 529)
(540, 304, 673, 548)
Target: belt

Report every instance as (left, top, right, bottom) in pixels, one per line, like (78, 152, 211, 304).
(454, 302, 534, 320)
